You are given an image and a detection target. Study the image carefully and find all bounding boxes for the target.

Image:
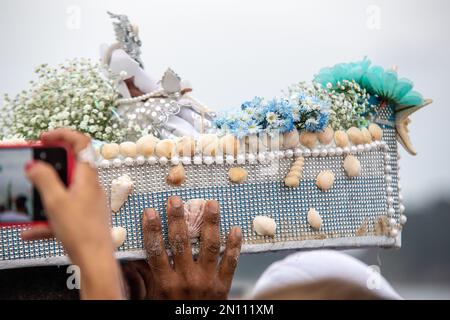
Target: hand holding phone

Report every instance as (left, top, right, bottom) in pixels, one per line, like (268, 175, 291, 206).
(7, 129, 123, 299)
(0, 143, 72, 225)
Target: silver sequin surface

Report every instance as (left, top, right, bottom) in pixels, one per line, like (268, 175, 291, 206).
(0, 107, 401, 266)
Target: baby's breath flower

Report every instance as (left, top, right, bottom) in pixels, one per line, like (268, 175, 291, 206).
(0, 59, 125, 142)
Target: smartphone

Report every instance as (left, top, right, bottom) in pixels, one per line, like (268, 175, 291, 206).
(0, 143, 73, 226)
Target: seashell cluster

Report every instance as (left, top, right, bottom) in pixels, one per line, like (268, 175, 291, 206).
(228, 167, 248, 184)
(343, 155, 361, 178)
(284, 157, 305, 187)
(110, 174, 134, 213)
(253, 215, 277, 236)
(111, 226, 127, 248)
(316, 170, 335, 192)
(184, 199, 206, 240)
(307, 208, 322, 230)
(97, 121, 384, 168)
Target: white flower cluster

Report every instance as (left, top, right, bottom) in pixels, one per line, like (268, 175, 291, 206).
(0, 59, 125, 142)
(326, 79, 373, 130)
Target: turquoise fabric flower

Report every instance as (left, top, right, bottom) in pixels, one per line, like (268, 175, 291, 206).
(314, 57, 371, 88)
(361, 66, 423, 107)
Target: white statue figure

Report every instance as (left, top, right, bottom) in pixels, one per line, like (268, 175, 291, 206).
(100, 12, 216, 140)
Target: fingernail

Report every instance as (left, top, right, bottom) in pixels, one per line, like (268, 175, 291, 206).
(207, 200, 219, 214)
(233, 227, 242, 241)
(170, 196, 182, 208)
(145, 208, 156, 220)
(24, 161, 37, 173)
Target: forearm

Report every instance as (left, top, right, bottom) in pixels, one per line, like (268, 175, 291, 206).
(75, 248, 125, 300)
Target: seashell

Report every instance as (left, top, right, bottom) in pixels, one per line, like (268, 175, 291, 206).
(156, 139, 175, 158)
(176, 136, 196, 157)
(228, 167, 248, 183)
(361, 127, 372, 144)
(111, 226, 127, 248)
(220, 134, 240, 155)
(318, 127, 334, 145)
(119, 142, 138, 158)
(166, 164, 186, 186)
(347, 127, 364, 145)
(368, 123, 383, 141)
(284, 156, 304, 187)
(101, 143, 120, 160)
(395, 99, 432, 156)
(253, 216, 277, 236)
(334, 130, 349, 148)
(184, 199, 206, 240)
(111, 174, 134, 213)
(299, 132, 318, 149)
(316, 170, 335, 192)
(282, 130, 300, 149)
(136, 135, 159, 157)
(343, 155, 361, 177)
(307, 208, 322, 230)
(198, 134, 219, 156)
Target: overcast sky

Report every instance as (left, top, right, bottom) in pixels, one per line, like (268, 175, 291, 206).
(0, 0, 448, 207)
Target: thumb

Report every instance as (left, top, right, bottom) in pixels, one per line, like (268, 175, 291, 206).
(25, 161, 68, 215)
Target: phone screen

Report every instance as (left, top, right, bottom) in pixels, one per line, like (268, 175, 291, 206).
(0, 147, 68, 224)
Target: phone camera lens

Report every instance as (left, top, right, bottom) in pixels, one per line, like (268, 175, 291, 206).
(55, 163, 62, 170)
(39, 152, 47, 160)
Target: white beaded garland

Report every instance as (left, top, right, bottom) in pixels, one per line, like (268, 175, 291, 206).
(343, 147, 350, 154)
(312, 148, 320, 157)
(100, 159, 110, 168)
(303, 149, 311, 157)
(294, 148, 303, 157)
(328, 147, 336, 157)
(350, 146, 357, 154)
(147, 156, 157, 165)
(124, 157, 134, 166)
(364, 143, 372, 152)
(399, 204, 405, 214)
(386, 175, 392, 183)
(159, 157, 168, 165)
(400, 215, 407, 225)
(247, 153, 256, 164)
(319, 148, 328, 157)
(386, 186, 394, 195)
(204, 156, 214, 165)
(236, 154, 246, 164)
(257, 153, 266, 163)
(277, 150, 285, 159)
(335, 147, 343, 156)
(357, 145, 365, 154)
(136, 156, 146, 165)
(385, 165, 392, 173)
(389, 218, 397, 226)
(388, 207, 395, 216)
(193, 156, 202, 165)
(268, 152, 276, 161)
(387, 197, 394, 205)
(225, 155, 235, 165)
(215, 155, 224, 165)
(113, 158, 122, 168)
(285, 149, 294, 158)
(170, 156, 180, 165)
(182, 156, 191, 165)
